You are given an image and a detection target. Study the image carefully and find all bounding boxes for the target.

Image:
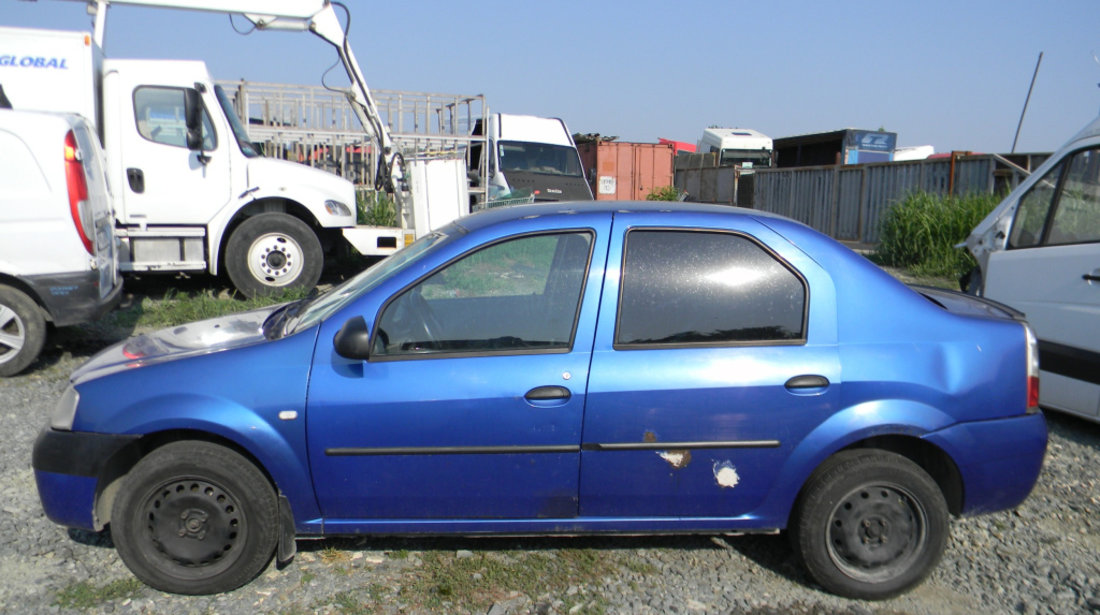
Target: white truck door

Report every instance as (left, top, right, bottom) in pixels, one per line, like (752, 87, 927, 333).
(108, 61, 231, 226)
(984, 146, 1100, 419)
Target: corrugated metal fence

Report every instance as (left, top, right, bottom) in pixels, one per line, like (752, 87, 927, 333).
(751, 155, 1042, 244)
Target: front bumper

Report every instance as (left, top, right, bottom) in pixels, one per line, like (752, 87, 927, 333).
(924, 412, 1048, 515)
(32, 428, 139, 530)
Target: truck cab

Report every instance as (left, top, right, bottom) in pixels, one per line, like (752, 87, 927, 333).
(469, 113, 593, 203)
(697, 127, 774, 170)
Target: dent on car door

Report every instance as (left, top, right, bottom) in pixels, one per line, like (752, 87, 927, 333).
(581, 224, 841, 520)
(987, 147, 1100, 417)
(306, 229, 605, 524)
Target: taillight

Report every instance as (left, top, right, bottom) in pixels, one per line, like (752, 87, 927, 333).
(64, 131, 94, 254)
(1024, 324, 1040, 413)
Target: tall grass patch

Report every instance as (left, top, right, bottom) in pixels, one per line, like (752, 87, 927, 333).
(875, 191, 1001, 278)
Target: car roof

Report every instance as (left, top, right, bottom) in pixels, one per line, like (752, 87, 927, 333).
(455, 200, 796, 233)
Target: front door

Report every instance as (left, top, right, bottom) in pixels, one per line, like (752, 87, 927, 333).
(111, 62, 231, 226)
(307, 228, 605, 521)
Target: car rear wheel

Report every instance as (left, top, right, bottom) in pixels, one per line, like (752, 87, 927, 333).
(0, 285, 46, 377)
(790, 450, 948, 600)
(111, 441, 279, 595)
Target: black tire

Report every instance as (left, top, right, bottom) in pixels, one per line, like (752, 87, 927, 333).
(790, 450, 949, 600)
(225, 213, 323, 298)
(111, 441, 279, 595)
(0, 285, 46, 377)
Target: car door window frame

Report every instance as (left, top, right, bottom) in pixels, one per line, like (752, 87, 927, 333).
(613, 227, 809, 350)
(132, 85, 217, 151)
(370, 229, 595, 362)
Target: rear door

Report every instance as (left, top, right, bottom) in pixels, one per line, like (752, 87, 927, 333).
(985, 146, 1100, 419)
(70, 119, 119, 295)
(580, 213, 840, 520)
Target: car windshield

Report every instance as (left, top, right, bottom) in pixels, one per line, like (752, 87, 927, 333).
(214, 85, 260, 158)
(498, 141, 584, 177)
(287, 229, 453, 334)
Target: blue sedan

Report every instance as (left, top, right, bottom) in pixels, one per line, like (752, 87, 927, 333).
(32, 202, 1047, 599)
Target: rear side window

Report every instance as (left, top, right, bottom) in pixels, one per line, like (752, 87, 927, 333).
(1010, 147, 1100, 248)
(133, 86, 216, 151)
(616, 230, 806, 347)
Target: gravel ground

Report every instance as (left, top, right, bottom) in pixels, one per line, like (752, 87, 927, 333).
(2, 325, 1099, 615)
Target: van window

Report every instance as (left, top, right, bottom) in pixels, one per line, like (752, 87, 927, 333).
(1009, 148, 1100, 248)
(133, 86, 216, 151)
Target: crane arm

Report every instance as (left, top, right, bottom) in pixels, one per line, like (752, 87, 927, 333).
(86, 0, 401, 191)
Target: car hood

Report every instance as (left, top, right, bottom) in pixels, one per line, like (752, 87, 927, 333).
(71, 306, 279, 384)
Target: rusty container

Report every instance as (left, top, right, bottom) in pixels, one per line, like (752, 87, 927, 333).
(577, 141, 675, 201)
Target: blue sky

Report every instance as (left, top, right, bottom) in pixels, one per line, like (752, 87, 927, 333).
(4, 0, 1099, 154)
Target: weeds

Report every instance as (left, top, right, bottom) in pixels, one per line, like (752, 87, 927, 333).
(645, 185, 681, 201)
(874, 191, 1001, 278)
(357, 190, 398, 227)
(54, 578, 144, 609)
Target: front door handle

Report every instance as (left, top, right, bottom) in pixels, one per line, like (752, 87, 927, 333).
(525, 385, 571, 401)
(126, 168, 145, 193)
(785, 375, 830, 390)
(1083, 272, 1100, 283)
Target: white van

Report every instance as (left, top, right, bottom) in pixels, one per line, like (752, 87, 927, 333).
(966, 114, 1100, 421)
(0, 104, 121, 376)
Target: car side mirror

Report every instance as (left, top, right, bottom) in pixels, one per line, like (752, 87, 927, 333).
(333, 316, 372, 360)
(183, 88, 204, 152)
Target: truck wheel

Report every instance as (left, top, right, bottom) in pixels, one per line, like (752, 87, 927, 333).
(226, 213, 323, 298)
(0, 285, 46, 377)
(789, 450, 948, 600)
(110, 441, 279, 595)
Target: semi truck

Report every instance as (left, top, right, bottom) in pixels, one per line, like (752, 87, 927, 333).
(696, 127, 774, 170)
(0, 1, 424, 297)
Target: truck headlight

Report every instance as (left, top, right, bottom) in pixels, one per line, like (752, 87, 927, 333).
(325, 200, 352, 217)
(50, 386, 79, 431)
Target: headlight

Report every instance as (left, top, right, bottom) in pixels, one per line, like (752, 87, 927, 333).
(324, 200, 352, 217)
(50, 386, 79, 431)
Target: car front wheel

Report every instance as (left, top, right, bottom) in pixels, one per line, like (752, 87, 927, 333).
(790, 449, 949, 600)
(110, 441, 279, 595)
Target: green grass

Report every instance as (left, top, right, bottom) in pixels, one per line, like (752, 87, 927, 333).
(101, 286, 309, 332)
(874, 191, 1001, 279)
(54, 578, 144, 609)
(357, 189, 398, 227)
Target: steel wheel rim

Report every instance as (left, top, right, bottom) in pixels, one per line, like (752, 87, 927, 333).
(825, 481, 928, 583)
(140, 477, 246, 574)
(0, 304, 26, 365)
(247, 232, 304, 287)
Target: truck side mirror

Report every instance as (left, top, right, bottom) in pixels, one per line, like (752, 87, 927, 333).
(183, 88, 204, 152)
(333, 316, 372, 360)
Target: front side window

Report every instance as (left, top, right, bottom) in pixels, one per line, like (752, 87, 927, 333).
(133, 86, 215, 151)
(616, 230, 806, 347)
(375, 231, 592, 357)
(1009, 147, 1100, 248)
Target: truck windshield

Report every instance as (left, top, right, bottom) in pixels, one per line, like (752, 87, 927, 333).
(214, 85, 260, 158)
(499, 141, 584, 177)
(720, 149, 772, 168)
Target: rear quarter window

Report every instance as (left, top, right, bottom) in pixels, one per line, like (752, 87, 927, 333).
(615, 229, 807, 347)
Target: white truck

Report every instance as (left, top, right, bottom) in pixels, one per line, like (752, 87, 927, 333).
(696, 127, 774, 171)
(0, 1, 415, 298)
(469, 113, 593, 203)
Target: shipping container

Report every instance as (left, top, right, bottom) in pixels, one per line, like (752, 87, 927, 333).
(577, 141, 675, 201)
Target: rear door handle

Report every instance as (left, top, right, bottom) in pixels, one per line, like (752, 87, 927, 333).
(1083, 272, 1100, 283)
(785, 375, 830, 390)
(525, 385, 571, 401)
